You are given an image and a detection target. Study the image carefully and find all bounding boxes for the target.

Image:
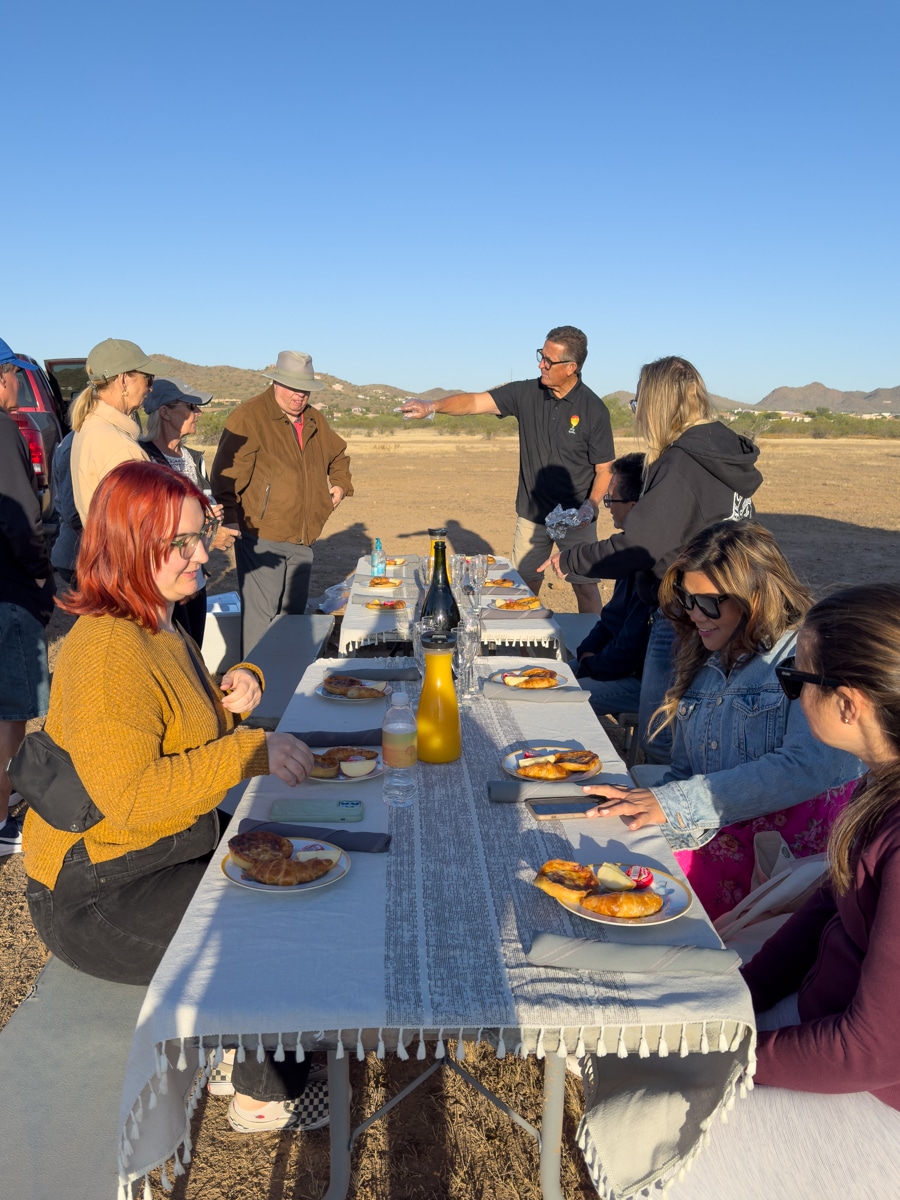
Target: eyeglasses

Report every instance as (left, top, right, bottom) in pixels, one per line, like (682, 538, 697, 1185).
(169, 519, 219, 560)
(535, 350, 575, 368)
(775, 656, 845, 701)
(602, 493, 630, 508)
(630, 397, 638, 413)
(673, 584, 730, 620)
(129, 372, 155, 386)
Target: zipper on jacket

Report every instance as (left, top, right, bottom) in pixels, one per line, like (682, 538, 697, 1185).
(260, 482, 271, 519)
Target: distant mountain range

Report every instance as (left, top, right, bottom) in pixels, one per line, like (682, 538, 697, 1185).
(152, 357, 898, 416)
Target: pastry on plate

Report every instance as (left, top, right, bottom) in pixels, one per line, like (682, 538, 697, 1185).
(322, 675, 387, 699)
(366, 598, 407, 610)
(579, 890, 664, 918)
(497, 596, 541, 611)
(228, 830, 293, 871)
(533, 859, 598, 904)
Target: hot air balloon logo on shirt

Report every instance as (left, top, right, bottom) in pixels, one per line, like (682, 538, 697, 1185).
(568, 415, 580, 435)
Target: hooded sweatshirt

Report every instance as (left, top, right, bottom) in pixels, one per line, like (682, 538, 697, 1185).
(560, 422, 762, 605)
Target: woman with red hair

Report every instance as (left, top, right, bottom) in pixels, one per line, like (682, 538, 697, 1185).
(21, 461, 328, 1133)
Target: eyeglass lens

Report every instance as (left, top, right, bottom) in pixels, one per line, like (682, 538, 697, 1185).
(676, 587, 723, 620)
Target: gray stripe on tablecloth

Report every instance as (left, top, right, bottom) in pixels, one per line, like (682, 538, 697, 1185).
(385, 669, 640, 1034)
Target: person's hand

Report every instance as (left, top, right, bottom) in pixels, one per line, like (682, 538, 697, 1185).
(212, 524, 240, 551)
(329, 485, 345, 509)
(580, 784, 668, 830)
(220, 668, 262, 713)
(265, 733, 314, 787)
(399, 399, 436, 419)
(537, 552, 567, 580)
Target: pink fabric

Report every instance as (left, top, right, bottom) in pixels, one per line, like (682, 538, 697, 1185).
(674, 781, 857, 920)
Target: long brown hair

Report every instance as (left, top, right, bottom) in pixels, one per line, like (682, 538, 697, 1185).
(652, 520, 812, 735)
(800, 584, 900, 892)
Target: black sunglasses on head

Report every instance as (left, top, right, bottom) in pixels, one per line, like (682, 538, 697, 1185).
(673, 584, 730, 620)
(775, 655, 845, 701)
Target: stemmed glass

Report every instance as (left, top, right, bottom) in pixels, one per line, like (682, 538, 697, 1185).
(471, 554, 489, 609)
(412, 617, 437, 677)
(455, 611, 481, 703)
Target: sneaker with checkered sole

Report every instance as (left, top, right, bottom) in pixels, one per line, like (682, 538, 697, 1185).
(0, 813, 23, 857)
(208, 1049, 327, 1096)
(227, 1079, 331, 1133)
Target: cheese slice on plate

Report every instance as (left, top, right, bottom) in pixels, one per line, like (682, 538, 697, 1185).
(594, 862, 635, 891)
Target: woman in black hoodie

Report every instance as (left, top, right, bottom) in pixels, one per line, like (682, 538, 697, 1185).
(540, 356, 763, 761)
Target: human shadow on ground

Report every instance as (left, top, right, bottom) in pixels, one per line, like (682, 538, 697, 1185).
(395, 518, 497, 557)
(754, 513, 900, 593)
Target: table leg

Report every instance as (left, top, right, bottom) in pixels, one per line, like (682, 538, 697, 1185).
(539, 1054, 566, 1200)
(321, 1050, 352, 1200)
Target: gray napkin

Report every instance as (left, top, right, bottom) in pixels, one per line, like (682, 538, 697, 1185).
(282, 728, 382, 746)
(481, 680, 590, 704)
(480, 605, 553, 621)
(236, 818, 390, 853)
(488, 779, 594, 803)
(322, 667, 420, 681)
(526, 931, 741, 975)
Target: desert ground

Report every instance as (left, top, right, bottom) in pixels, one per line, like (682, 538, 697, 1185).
(2, 435, 899, 1199)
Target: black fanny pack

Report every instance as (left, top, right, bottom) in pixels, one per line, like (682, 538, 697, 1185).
(8, 731, 105, 833)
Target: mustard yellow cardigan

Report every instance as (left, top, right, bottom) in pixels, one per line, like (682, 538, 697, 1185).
(23, 613, 270, 889)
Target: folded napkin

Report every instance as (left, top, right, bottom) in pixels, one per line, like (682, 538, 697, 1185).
(481, 680, 590, 704)
(480, 604, 553, 620)
(321, 667, 420, 681)
(282, 728, 382, 746)
(488, 779, 594, 803)
(526, 931, 741, 975)
(236, 818, 391, 853)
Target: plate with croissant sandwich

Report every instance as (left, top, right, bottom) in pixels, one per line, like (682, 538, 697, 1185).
(224, 832, 350, 893)
(491, 596, 542, 611)
(366, 577, 403, 589)
(316, 675, 394, 703)
(533, 858, 691, 925)
(309, 746, 382, 781)
(490, 667, 564, 690)
(502, 745, 602, 781)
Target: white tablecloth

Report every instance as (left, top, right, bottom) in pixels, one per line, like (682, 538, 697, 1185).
(117, 657, 754, 1198)
(338, 557, 563, 656)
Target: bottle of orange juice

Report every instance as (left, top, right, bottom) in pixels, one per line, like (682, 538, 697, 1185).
(416, 630, 461, 763)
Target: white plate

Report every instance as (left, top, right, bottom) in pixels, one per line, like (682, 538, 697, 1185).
(555, 867, 693, 926)
(464, 556, 508, 568)
(222, 839, 351, 894)
(364, 579, 403, 590)
(490, 669, 565, 690)
(502, 745, 602, 782)
(315, 681, 393, 704)
(308, 748, 383, 783)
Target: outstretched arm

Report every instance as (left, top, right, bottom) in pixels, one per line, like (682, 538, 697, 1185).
(400, 392, 500, 418)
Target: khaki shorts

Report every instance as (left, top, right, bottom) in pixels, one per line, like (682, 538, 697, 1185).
(511, 515, 599, 591)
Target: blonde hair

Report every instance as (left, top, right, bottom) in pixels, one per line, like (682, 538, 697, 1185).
(651, 520, 811, 737)
(70, 383, 102, 432)
(800, 584, 900, 893)
(635, 356, 713, 477)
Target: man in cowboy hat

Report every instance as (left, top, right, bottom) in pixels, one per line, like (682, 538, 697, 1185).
(211, 350, 353, 655)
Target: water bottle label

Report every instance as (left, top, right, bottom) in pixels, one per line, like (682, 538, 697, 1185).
(383, 729, 417, 768)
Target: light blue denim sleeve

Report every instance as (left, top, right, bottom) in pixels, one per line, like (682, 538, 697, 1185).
(650, 698, 862, 850)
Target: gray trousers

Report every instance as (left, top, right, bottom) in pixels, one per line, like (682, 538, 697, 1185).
(235, 535, 314, 657)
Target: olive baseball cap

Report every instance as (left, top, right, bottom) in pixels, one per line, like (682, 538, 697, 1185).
(85, 338, 169, 383)
(144, 377, 213, 414)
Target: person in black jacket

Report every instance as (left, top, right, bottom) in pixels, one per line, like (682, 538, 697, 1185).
(0, 340, 55, 855)
(574, 453, 654, 716)
(540, 356, 762, 762)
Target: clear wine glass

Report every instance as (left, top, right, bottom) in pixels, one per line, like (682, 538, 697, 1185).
(412, 617, 437, 677)
(471, 554, 489, 609)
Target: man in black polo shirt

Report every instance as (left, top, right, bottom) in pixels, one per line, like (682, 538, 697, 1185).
(401, 326, 614, 612)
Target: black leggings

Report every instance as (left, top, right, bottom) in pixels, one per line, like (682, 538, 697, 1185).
(26, 813, 309, 1101)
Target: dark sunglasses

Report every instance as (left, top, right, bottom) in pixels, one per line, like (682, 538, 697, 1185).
(775, 655, 845, 701)
(673, 584, 730, 620)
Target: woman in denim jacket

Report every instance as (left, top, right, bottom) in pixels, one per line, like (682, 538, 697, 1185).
(583, 521, 862, 916)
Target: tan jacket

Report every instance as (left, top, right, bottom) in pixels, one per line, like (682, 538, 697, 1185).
(72, 402, 148, 522)
(210, 387, 353, 544)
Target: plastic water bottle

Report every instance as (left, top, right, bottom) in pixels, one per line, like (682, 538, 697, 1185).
(382, 691, 418, 806)
(371, 537, 387, 577)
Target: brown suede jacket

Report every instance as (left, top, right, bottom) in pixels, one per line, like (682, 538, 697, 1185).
(210, 387, 353, 545)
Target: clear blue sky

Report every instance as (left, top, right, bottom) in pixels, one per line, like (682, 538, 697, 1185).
(5, 0, 897, 403)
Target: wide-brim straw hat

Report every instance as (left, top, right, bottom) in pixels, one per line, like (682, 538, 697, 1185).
(261, 350, 325, 392)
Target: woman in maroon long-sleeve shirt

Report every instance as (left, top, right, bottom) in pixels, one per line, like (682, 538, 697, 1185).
(743, 582, 900, 1108)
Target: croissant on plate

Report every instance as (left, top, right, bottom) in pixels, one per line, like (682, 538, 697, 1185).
(579, 890, 664, 918)
(228, 831, 293, 871)
(242, 856, 335, 887)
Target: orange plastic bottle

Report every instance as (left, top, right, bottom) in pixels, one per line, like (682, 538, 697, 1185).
(416, 631, 461, 763)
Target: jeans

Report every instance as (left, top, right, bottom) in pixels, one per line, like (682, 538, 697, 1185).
(637, 611, 677, 764)
(577, 672, 643, 718)
(26, 810, 310, 1102)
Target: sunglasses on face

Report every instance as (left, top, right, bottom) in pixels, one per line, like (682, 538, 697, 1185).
(169, 518, 220, 560)
(673, 584, 730, 620)
(775, 655, 845, 701)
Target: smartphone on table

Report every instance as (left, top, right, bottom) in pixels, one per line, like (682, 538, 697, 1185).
(525, 799, 596, 821)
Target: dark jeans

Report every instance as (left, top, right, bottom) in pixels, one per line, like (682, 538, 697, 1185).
(26, 811, 309, 1101)
(637, 611, 677, 764)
